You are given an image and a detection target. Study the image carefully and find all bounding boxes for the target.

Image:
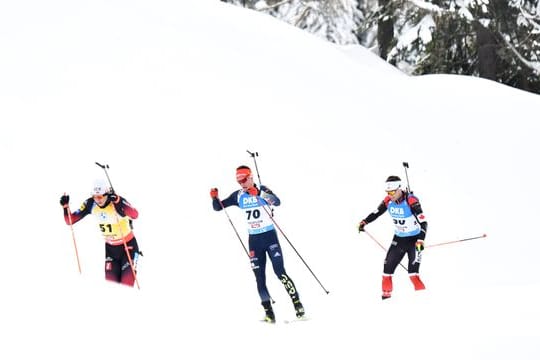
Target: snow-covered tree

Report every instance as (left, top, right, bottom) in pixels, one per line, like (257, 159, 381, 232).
(374, 0, 540, 92)
(269, 0, 362, 44)
(222, 0, 363, 44)
(221, 0, 540, 93)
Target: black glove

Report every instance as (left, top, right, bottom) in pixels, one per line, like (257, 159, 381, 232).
(358, 220, 367, 232)
(60, 194, 70, 207)
(109, 193, 119, 203)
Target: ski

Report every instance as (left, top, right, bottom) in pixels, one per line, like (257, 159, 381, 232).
(259, 316, 310, 324)
(283, 316, 310, 324)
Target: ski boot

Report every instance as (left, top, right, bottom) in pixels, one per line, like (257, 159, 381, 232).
(410, 274, 426, 291)
(262, 300, 276, 323)
(382, 275, 393, 300)
(293, 299, 305, 318)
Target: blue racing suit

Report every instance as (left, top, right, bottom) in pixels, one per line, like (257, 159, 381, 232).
(212, 185, 300, 304)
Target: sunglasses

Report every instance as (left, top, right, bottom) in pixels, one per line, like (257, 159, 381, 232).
(237, 177, 250, 184)
(386, 190, 397, 196)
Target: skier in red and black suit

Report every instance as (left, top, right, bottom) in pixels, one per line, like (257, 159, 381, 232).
(210, 165, 305, 323)
(358, 175, 428, 299)
(60, 179, 141, 287)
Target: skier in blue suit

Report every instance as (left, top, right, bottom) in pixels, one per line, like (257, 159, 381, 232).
(210, 165, 304, 323)
(358, 175, 428, 300)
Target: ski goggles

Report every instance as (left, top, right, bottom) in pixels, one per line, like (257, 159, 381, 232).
(236, 168, 252, 184)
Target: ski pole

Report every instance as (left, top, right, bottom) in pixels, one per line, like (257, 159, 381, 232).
(246, 150, 262, 185)
(217, 199, 250, 258)
(216, 198, 275, 303)
(95, 162, 116, 192)
(259, 204, 330, 294)
(402, 161, 411, 192)
(66, 200, 82, 274)
(426, 234, 487, 249)
(114, 212, 140, 289)
(95, 162, 140, 289)
(246, 150, 275, 217)
(363, 230, 407, 271)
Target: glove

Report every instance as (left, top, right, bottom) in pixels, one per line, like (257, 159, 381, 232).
(210, 188, 219, 199)
(60, 194, 70, 207)
(358, 220, 367, 232)
(414, 240, 424, 264)
(109, 193, 119, 203)
(247, 187, 258, 196)
(261, 191, 274, 205)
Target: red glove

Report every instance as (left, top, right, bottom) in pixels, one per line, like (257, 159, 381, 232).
(247, 187, 258, 196)
(210, 188, 218, 199)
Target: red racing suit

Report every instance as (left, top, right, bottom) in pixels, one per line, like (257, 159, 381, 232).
(64, 195, 140, 286)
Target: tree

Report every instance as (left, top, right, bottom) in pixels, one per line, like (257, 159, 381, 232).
(224, 0, 362, 45)
(376, 0, 540, 93)
(223, 0, 540, 93)
(475, 20, 497, 80)
(377, 0, 395, 60)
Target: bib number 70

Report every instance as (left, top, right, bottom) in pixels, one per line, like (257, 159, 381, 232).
(246, 209, 260, 220)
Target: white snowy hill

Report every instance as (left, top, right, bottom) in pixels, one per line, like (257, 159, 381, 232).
(1, 1, 539, 359)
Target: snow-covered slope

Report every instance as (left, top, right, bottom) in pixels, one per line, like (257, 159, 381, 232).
(1, 1, 539, 359)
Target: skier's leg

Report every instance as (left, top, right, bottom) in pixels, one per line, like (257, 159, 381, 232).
(407, 239, 425, 290)
(119, 240, 139, 287)
(105, 256, 121, 282)
(382, 237, 406, 298)
(249, 237, 271, 303)
(105, 244, 122, 282)
(267, 238, 304, 317)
